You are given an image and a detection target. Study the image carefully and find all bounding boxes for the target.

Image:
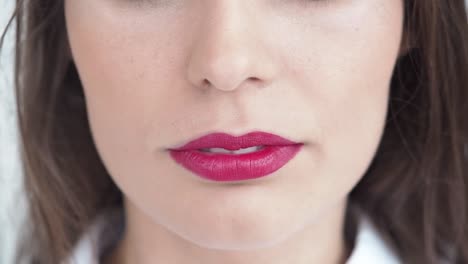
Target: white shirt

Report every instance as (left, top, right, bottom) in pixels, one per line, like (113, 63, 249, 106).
(66, 208, 401, 264)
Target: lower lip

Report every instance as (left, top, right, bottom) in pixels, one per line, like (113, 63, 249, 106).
(168, 144, 303, 182)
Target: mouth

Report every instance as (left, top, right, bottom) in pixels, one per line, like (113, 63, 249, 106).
(167, 131, 304, 182)
(197, 145, 265, 155)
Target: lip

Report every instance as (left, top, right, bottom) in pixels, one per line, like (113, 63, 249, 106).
(167, 131, 304, 182)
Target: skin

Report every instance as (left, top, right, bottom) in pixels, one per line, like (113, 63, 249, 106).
(64, 1, 404, 263)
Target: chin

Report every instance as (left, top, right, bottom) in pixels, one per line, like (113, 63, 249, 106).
(168, 215, 306, 251)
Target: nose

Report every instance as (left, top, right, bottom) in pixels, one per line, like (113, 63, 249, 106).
(186, 3, 278, 93)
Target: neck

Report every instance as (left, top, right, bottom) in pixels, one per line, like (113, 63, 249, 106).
(105, 198, 352, 264)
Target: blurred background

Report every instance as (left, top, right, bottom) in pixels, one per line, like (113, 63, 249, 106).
(0, 1, 467, 264)
(1, 1, 25, 264)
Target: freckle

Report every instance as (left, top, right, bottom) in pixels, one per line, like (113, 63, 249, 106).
(137, 71, 145, 80)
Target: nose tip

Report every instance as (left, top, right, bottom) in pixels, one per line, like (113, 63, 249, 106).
(185, 7, 278, 93)
(187, 42, 274, 92)
(193, 53, 250, 92)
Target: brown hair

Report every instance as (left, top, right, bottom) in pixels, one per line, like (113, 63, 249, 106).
(1, 0, 467, 263)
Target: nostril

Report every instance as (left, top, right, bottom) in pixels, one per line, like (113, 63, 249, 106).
(202, 79, 211, 88)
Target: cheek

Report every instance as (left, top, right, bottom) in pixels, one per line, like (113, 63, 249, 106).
(64, 0, 187, 182)
(282, 1, 403, 193)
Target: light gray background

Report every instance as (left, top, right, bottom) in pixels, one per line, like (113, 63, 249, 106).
(1, 1, 25, 264)
(1, 1, 467, 264)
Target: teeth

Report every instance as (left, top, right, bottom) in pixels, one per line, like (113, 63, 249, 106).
(199, 145, 264, 154)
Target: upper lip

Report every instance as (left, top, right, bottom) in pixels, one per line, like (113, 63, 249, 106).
(168, 131, 302, 151)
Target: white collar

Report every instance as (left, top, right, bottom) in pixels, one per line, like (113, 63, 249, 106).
(66, 208, 401, 264)
(345, 214, 400, 264)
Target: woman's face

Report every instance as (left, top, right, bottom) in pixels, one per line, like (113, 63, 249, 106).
(65, 0, 403, 249)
